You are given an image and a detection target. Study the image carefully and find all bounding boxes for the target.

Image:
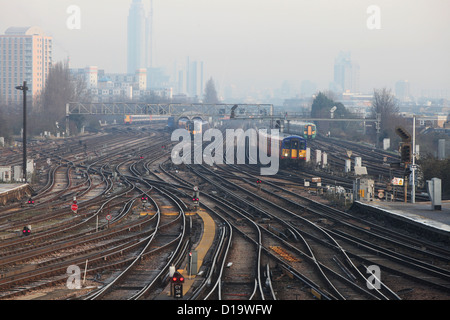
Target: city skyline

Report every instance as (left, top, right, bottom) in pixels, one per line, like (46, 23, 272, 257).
(0, 0, 449, 100)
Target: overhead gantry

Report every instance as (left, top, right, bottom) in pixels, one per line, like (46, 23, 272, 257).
(65, 102, 274, 135)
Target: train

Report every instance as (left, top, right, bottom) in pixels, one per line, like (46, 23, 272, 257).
(286, 121, 317, 139)
(175, 117, 210, 139)
(256, 129, 308, 167)
(124, 114, 169, 125)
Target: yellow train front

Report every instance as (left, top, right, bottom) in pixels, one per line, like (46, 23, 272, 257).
(288, 121, 317, 139)
(259, 131, 308, 167)
(280, 134, 307, 166)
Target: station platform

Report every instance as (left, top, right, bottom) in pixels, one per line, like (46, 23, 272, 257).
(182, 208, 216, 296)
(0, 184, 33, 206)
(351, 200, 450, 243)
(156, 207, 216, 299)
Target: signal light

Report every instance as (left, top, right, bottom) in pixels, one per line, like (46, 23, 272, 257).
(28, 198, 34, 204)
(256, 180, 262, 184)
(401, 143, 412, 163)
(22, 226, 31, 236)
(172, 272, 185, 283)
(192, 190, 200, 205)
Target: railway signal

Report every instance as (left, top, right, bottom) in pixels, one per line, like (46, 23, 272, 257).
(192, 186, 199, 208)
(192, 195, 199, 207)
(395, 126, 411, 142)
(172, 271, 184, 299)
(71, 198, 78, 213)
(172, 272, 185, 283)
(27, 198, 35, 205)
(141, 195, 148, 203)
(400, 143, 412, 164)
(22, 226, 31, 236)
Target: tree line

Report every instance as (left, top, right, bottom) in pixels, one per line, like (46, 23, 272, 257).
(0, 60, 88, 142)
(310, 89, 449, 197)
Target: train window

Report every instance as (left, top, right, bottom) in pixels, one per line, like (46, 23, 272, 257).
(300, 141, 306, 150)
(283, 139, 291, 149)
(292, 140, 299, 150)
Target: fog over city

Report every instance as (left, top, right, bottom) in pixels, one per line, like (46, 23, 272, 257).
(2, 1, 450, 305)
(0, 0, 449, 99)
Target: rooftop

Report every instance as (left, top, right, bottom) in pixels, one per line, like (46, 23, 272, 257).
(4, 26, 45, 36)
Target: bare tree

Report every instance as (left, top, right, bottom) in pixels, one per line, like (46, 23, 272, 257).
(370, 88, 404, 144)
(31, 60, 89, 135)
(0, 103, 9, 141)
(0, 99, 21, 141)
(371, 88, 399, 118)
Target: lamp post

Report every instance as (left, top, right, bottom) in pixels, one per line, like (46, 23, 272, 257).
(15, 81, 28, 183)
(411, 115, 416, 204)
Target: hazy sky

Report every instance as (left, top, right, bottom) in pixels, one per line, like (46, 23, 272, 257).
(1, 0, 449, 96)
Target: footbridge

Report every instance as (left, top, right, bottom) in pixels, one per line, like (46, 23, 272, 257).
(65, 102, 273, 133)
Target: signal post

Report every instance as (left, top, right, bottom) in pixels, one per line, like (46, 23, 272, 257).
(396, 126, 413, 203)
(171, 271, 185, 299)
(192, 186, 200, 208)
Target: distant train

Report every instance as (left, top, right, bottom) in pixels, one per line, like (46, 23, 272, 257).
(176, 117, 210, 140)
(124, 115, 169, 125)
(286, 121, 317, 139)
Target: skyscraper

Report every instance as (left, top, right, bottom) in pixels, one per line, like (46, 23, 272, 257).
(333, 51, 359, 94)
(146, 0, 154, 69)
(395, 80, 411, 102)
(186, 57, 204, 98)
(127, 0, 147, 74)
(0, 26, 52, 104)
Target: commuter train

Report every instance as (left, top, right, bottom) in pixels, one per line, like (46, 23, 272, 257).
(286, 121, 317, 139)
(177, 117, 210, 139)
(124, 114, 169, 125)
(253, 129, 308, 167)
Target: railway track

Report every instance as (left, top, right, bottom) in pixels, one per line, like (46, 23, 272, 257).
(1, 122, 449, 301)
(0, 126, 177, 299)
(152, 128, 450, 300)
